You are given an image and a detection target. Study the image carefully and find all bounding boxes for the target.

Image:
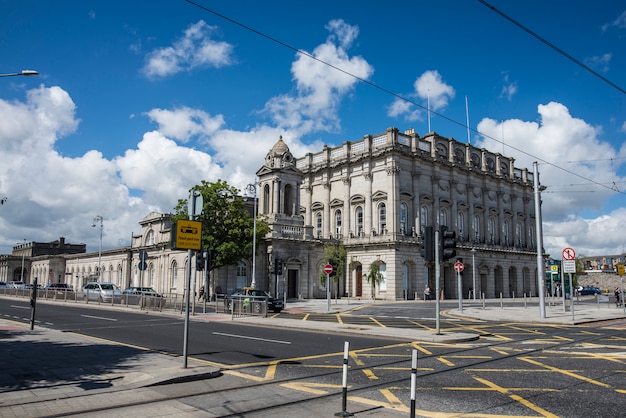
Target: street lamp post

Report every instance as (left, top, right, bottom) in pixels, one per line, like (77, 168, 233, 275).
(245, 182, 258, 289)
(0, 70, 39, 77)
(471, 248, 477, 301)
(19, 239, 26, 283)
(92, 215, 103, 280)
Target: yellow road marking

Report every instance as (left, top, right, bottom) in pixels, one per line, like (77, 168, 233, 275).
(302, 313, 310, 321)
(519, 357, 611, 388)
(412, 342, 433, 355)
(437, 356, 455, 366)
(369, 316, 386, 327)
(335, 313, 343, 324)
(473, 376, 559, 418)
(362, 369, 378, 380)
(280, 381, 343, 395)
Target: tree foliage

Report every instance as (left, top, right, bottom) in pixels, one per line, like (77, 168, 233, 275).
(320, 242, 347, 286)
(172, 179, 270, 271)
(365, 261, 384, 299)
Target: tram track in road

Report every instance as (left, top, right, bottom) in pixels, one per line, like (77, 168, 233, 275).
(23, 323, 625, 417)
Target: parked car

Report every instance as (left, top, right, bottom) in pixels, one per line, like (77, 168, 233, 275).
(45, 283, 75, 297)
(7, 281, 25, 289)
(224, 287, 284, 313)
(0, 281, 7, 289)
(82, 282, 122, 302)
(576, 285, 601, 295)
(122, 287, 162, 297)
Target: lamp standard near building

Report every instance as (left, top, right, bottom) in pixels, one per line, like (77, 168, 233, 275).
(92, 215, 103, 279)
(19, 239, 26, 283)
(245, 182, 258, 289)
(471, 248, 477, 301)
(0, 70, 39, 77)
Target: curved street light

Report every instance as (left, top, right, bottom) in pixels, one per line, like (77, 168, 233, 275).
(245, 182, 258, 289)
(0, 70, 39, 77)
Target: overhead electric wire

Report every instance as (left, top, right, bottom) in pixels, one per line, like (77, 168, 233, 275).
(184, 0, 625, 195)
(478, 0, 626, 96)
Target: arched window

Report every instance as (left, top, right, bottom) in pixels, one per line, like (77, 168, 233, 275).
(473, 214, 481, 241)
(488, 217, 496, 242)
(378, 203, 387, 233)
(439, 208, 448, 227)
(355, 206, 363, 235)
(400, 203, 408, 234)
(236, 261, 247, 288)
(263, 184, 270, 214)
(149, 263, 155, 286)
(334, 209, 342, 237)
(457, 211, 466, 240)
(284, 184, 293, 215)
(117, 265, 123, 287)
(146, 230, 155, 246)
(516, 222, 523, 246)
(503, 220, 510, 245)
(420, 205, 429, 233)
(315, 212, 323, 238)
(171, 260, 178, 289)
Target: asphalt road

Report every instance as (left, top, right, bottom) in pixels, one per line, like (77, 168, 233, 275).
(2, 298, 625, 417)
(0, 298, 396, 368)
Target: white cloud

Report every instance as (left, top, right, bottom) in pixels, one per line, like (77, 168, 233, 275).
(145, 107, 224, 143)
(476, 102, 626, 257)
(602, 11, 626, 32)
(387, 70, 454, 122)
(414, 70, 455, 110)
(142, 20, 234, 78)
(263, 19, 374, 136)
(584, 53, 612, 73)
(499, 72, 518, 101)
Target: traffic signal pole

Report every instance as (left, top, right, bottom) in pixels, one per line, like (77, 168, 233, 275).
(434, 229, 441, 335)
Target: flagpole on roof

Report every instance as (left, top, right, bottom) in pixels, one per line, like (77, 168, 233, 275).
(465, 96, 471, 144)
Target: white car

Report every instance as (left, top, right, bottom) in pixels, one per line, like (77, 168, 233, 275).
(82, 282, 122, 302)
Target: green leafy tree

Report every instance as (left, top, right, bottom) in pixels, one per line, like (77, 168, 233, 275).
(172, 180, 270, 272)
(365, 261, 384, 299)
(319, 243, 347, 299)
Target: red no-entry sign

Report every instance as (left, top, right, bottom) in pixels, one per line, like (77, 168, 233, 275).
(324, 263, 333, 274)
(454, 261, 464, 273)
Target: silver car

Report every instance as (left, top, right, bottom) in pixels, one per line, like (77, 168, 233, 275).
(82, 282, 122, 302)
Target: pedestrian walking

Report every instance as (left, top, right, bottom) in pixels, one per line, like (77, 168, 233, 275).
(423, 285, 431, 301)
(198, 285, 205, 301)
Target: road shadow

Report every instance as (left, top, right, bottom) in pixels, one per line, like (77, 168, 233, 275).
(0, 329, 145, 392)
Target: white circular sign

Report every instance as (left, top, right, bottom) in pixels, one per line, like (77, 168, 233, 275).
(562, 247, 576, 260)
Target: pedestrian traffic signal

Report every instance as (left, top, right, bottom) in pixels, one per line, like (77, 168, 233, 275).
(420, 226, 434, 262)
(196, 252, 204, 271)
(275, 258, 283, 275)
(440, 225, 456, 262)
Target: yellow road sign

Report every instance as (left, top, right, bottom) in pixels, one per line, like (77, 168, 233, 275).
(171, 220, 202, 250)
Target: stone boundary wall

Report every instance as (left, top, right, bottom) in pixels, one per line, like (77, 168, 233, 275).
(576, 271, 624, 294)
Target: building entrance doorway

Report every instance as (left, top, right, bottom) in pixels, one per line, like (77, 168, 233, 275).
(287, 269, 298, 299)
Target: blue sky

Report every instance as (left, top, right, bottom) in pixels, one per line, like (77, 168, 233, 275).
(1, 0, 625, 258)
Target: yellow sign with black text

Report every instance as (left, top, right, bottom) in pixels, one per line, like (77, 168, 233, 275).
(171, 220, 202, 250)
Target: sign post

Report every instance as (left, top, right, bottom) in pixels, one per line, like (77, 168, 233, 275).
(562, 247, 576, 321)
(454, 261, 464, 312)
(324, 263, 333, 312)
(182, 191, 203, 369)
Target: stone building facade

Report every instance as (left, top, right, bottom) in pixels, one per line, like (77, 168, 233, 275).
(250, 128, 540, 300)
(1, 127, 542, 300)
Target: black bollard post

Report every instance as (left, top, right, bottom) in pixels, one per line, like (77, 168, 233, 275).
(30, 277, 38, 330)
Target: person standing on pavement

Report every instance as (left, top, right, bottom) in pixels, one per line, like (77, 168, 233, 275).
(615, 287, 621, 307)
(424, 285, 431, 300)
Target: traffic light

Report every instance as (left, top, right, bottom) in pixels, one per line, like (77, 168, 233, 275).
(275, 258, 283, 275)
(440, 225, 457, 262)
(420, 226, 434, 262)
(196, 252, 204, 271)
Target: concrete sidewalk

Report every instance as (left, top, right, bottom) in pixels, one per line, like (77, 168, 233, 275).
(0, 297, 624, 417)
